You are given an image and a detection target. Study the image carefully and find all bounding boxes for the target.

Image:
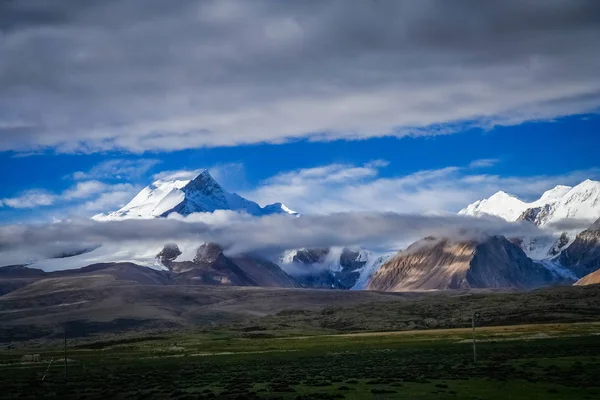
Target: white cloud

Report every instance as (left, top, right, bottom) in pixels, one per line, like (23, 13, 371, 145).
(243, 161, 600, 215)
(0, 1, 599, 153)
(63, 181, 112, 200)
(0, 181, 137, 214)
(469, 158, 500, 168)
(0, 190, 57, 209)
(152, 169, 204, 182)
(264, 163, 381, 186)
(76, 188, 139, 213)
(71, 159, 161, 180)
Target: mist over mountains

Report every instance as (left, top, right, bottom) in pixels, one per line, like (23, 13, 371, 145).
(1, 170, 600, 292)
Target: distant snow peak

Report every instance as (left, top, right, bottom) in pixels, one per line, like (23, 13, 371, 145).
(459, 179, 600, 260)
(538, 185, 572, 204)
(459, 180, 600, 224)
(459, 190, 527, 221)
(261, 202, 299, 216)
(93, 169, 295, 221)
(92, 178, 189, 221)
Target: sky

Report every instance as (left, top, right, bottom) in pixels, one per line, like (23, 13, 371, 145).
(0, 0, 599, 225)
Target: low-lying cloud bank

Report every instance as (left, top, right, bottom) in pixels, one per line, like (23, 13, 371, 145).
(0, 211, 586, 267)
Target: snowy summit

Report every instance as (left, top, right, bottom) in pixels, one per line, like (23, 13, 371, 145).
(459, 180, 600, 226)
(93, 170, 297, 221)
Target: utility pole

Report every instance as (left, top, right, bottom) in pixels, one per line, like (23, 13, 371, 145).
(472, 312, 479, 364)
(42, 357, 54, 381)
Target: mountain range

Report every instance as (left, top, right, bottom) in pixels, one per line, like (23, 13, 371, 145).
(459, 179, 600, 260)
(2, 171, 600, 294)
(458, 180, 600, 225)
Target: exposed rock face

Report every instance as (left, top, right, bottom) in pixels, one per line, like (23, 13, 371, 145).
(163, 171, 264, 216)
(337, 249, 368, 288)
(290, 248, 344, 289)
(292, 249, 329, 265)
(367, 238, 473, 291)
(367, 236, 555, 292)
(549, 233, 571, 257)
(166, 243, 298, 288)
(193, 243, 225, 265)
(156, 243, 182, 269)
(467, 236, 555, 288)
(517, 204, 552, 226)
(340, 249, 368, 270)
(559, 218, 600, 278)
(287, 248, 369, 289)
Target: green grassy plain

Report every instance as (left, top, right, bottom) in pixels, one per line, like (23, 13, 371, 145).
(1, 322, 600, 399)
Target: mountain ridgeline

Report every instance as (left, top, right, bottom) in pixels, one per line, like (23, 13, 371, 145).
(367, 236, 556, 292)
(2, 171, 600, 294)
(93, 169, 297, 220)
(460, 180, 600, 260)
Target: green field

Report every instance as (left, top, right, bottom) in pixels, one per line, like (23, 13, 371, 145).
(1, 322, 600, 399)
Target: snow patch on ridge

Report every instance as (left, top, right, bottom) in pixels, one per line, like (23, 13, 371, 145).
(460, 180, 600, 260)
(351, 252, 394, 290)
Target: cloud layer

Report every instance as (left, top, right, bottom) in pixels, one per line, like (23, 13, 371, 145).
(0, 180, 138, 213)
(0, 211, 553, 265)
(243, 161, 600, 215)
(1, 0, 599, 153)
(70, 159, 161, 181)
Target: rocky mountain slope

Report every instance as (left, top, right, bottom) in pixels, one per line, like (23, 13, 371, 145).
(94, 170, 296, 220)
(459, 185, 572, 222)
(164, 243, 298, 288)
(559, 218, 600, 279)
(0, 247, 298, 299)
(574, 268, 600, 286)
(4, 170, 600, 293)
(460, 180, 600, 260)
(279, 248, 392, 290)
(367, 236, 557, 291)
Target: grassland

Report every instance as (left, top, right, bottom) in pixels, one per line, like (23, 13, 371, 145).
(1, 322, 600, 399)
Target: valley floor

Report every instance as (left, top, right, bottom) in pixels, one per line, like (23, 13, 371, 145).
(1, 322, 600, 399)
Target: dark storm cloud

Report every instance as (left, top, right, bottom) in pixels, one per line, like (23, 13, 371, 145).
(0, 0, 599, 152)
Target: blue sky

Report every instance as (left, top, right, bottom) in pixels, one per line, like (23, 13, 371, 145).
(1, 1, 599, 224)
(1, 113, 598, 223)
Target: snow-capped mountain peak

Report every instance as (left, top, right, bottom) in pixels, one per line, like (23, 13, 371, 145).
(459, 182, 598, 224)
(537, 185, 572, 204)
(93, 178, 190, 220)
(544, 180, 600, 225)
(458, 190, 527, 221)
(93, 169, 295, 221)
(458, 180, 600, 260)
(183, 169, 223, 196)
(261, 202, 299, 216)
